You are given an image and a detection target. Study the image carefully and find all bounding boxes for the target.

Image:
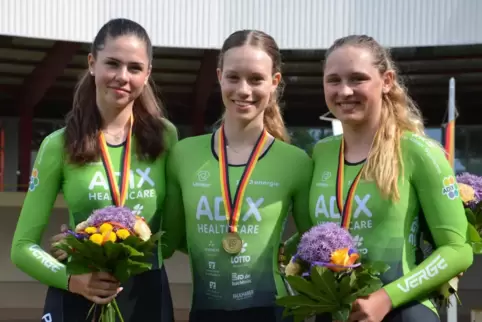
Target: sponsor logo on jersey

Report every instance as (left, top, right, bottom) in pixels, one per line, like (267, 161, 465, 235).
(41, 313, 52, 322)
(235, 179, 280, 188)
(206, 260, 220, 277)
(442, 176, 459, 200)
(29, 245, 62, 273)
(396, 255, 447, 293)
(195, 196, 263, 235)
(314, 194, 373, 231)
(193, 170, 211, 188)
(352, 235, 368, 255)
(316, 171, 331, 187)
(29, 168, 40, 191)
(232, 272, 252, 286)
(88, 167, 156, 201)
(233, 289, 254, 301)
(231, 242, 251, 266)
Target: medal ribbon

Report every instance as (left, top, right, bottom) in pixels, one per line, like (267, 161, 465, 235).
(218, 124, 268, 233)
(335, 137, 364, 230)
(98, 116, 133, 207)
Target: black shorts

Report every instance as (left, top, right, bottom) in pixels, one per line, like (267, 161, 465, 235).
(314, 301, 440, 322)
(189, 306, 293, 322)
(41, 266, 174, 322)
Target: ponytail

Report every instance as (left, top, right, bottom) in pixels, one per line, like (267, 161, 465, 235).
(263, 102, 290, 143)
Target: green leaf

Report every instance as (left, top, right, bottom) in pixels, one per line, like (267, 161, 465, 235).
(309, 266, 339, 303)
(103, 241, 124, 262)
(83, 241, 107, 264)
(342, 294, 358, 305)
(119, 243, 144, 257)
(467, 224, 482, 242)
(354, 278, 383, 297)
(284, 275, 324, 301)
(275, 294, 319, 307)
(65, 258, 96, 275)
(466, 208, 477, 226)
(338, 274, 351, 297)
(112, 258, 151, 283)
(472, 241, 482, 254)
(113, 259, 131, 283)
(367, 261, 390, 275)
(332, 307, 351, 321)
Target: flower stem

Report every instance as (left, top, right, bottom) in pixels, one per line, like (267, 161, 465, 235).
(112, 299, 125, 322)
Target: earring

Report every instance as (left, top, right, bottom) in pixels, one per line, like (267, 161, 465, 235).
(90, 70, 94, 76)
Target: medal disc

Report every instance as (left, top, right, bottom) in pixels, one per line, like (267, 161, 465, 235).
(222, 232, 243, 254)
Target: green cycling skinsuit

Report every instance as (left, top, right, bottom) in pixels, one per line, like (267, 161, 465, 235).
(11, 120, 178, 322)
(161, 132, 313, 321)
(309, 132, 473, 321)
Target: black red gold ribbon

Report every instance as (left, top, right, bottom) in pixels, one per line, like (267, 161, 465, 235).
(335, 138, 364, 229)
(218, 124, 268, 233)
(98, 116, 133, 207)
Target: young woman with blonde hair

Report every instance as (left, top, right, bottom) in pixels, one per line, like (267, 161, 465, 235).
(309, 35, 472, 322)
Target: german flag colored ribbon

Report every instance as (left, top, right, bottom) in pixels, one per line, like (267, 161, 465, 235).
(98, 116, 133, 207)
(335, 137, 365, 230)
(218, 124, 268, 233)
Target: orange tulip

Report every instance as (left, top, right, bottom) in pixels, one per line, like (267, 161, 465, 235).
(329, 248, 359, 272)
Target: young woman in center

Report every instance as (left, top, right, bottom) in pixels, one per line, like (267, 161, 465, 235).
(161, 29, 313, 322)
(309, 35, 472, 321)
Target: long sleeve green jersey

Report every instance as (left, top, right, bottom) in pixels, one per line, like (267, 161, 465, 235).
(309, 132, 473, 314)
(11, 120, 178, 290)
(161, 133, 313, 311)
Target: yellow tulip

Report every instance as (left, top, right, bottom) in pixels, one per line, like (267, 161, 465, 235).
(116, 229, 131, 240)
(85, 226, 98, 234)
(459, 183, 476, 204)
(89, 233, 103, 245)
(99, 223, 114, 234)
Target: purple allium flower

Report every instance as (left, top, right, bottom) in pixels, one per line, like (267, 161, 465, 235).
(297, 222, 356, 264)
(457, 172, 482, 201)
(87, 206, 136, 230)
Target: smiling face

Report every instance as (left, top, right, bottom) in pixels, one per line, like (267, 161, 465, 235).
(323, 45, 393, 126)
(217, 44, 280, 124)
(88, 35, 151, 110)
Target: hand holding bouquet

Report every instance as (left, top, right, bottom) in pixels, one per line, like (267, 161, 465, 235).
(276, 223, 389, 322)
(54, 206, 161, 322)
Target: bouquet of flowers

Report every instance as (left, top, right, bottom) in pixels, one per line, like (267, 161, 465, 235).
(54, 206, 161, 322)
(276, 223, 389, 322)
(457, 172, 482, 254)
(423, 172, 482, 308)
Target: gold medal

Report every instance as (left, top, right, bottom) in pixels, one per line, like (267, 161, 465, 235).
(222, 232, 243, 255)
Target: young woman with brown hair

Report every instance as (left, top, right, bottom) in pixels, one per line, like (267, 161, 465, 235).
(11, 18, 177, 321)
(161, 29, 313, 322)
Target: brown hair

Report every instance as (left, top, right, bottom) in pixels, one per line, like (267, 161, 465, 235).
(64, 18, 166, 164)
(218, 30, 290, 142)
(324, 35, 426, 201)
